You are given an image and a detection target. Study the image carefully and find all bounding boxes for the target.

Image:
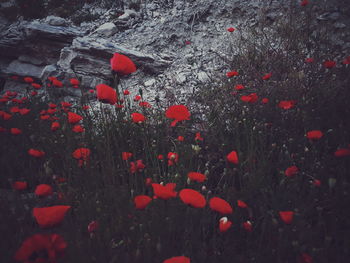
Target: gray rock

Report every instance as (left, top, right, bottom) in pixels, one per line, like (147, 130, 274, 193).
(5, 60, 45, 78)
(94, 22, 118, 37)
(144, 79, 156, 87)
(118, 9, 137, 21)
(334, 22, 346, 29)
(45, 16, 68, 27)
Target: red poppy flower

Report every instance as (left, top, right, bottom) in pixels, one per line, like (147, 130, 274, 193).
(278, 100, 295, 109)
(300, 0, 309, 6)
(130, 159, 146, 173)
(235, 84, 245, 91)
(279, 211, 294, 224)
(152, 183, 177, 200)
(70, 78, 80, 86)
(158, 154, 164, 160)
(227, 27, 235, 32)
(67, 112, 83, 124)
(12, 181, 28, 191)
(35, 184, 53, 197)
(285, 166, 299, 177)
(300, 253, 313, 263)
(226, 71, 239, 78)
(209, 197, 233, 214)
(88, 220, 99, 233)
(122, 152, 133, 161)
(61, 101, 72, 108)
(312, 179, 321, 187)
(242, 221, 253, 232)
(177, 136, 185, 141)
(323, 60, 336, 68)
(167, 152, 179, 166)
(187, 172, 206, 183)
(51, 122, 60, 131)
(145, 177, 153, 186)
(14, 233, 67, 263)
(165, 105, 191, 127)
(163, 256, 190, 263)
(219, 217, 232, 233)
(179, 189, 206, 208)
(342, 56, 350, 65)
(110, 53, 137, 75)
(195, 132, 203, 141)
(96, 84, 117, 105)
(227, 151, 239, 164)
(52, 79, 63, 87)
(240, 93, 258, 103)
(0, 110, 12, 120)
(33, 205, 71, 228)
(306, 130, 323, 140)
(237, 200, 248, 208)
(24, 77, 34, 83)
(185, 40, 191, 45)
(72, 125, 84, 133)
(305, 57, 314, 63)
(261, 98, 269, 104)
(262, 73, 272, 80)
(10, 128, 22, 135)
(334, 148, 350, 157)
(31, 83, 41, 89)
(134, 195, 152, 210)
(139, 101, 152, 108)
(28, 149, 45, 158)
(131, 112, 146, 123)
(123, 90, 130, 95)
(72, 148, 91, 160)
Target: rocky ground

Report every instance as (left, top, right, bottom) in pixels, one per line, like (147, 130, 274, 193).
(0, 0, 349, 104)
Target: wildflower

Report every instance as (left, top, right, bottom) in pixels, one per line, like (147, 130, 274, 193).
(72, 148, 91, 164)
(262, 73, 272, 80)
(227, 151, 239, 164)
(96, 84, 117, 105)
(242, 221, 253, 232)
(305, 57, 314, 63)
(261, 98, 269, 104)
(19, 108, 30, 115)
(31, 83, 41, 89)
(70, 78, 80, 86)
(163, 256, 190, 263)
(334, 148, 350, 157)
(300, 253, 313, 263)
(219, 217, 232, 233)
(67, 112, 83, 124)
(165, 105, 191, 127)
(285, 166, 299, 177)
(110, 53, 137, 75)
(145, 178, 153, 186)
(28, 149, 45, 158)
(61, 101, 72, 108)
(185, 40, 191, 45)
(237, 200, 248, 208)
(130, 160, 146, 173)
(312, 179, 321, 187)
(323, 60, 336, 68)
(10, 128, 22, 135)
(300, 0, 309, 6)
(209, 197, 233, 214)
(134, 95, 141, 101)
(187, 172, 206, 183)
(152, 183, 177, 200)
(167, 152, 179, 166)
(72, 125, 84, 133)
(279, 211, 294, 224)
(134, 195, 152, 210)
(123, 90, 130, 95)
(24, 77, 34, 83)
(12, 181, 28, 191)
(241, 93, 258, 103)
(227, 27, 235, 32)
(158, 154, 164, 160)
(33, 206, 71, 228)
(195, 132, 203, 141)
(139, 101, 152, 108)
(122, 152, 133, 161)
(35, 184, 53, 197)
(14, 233, 67, 263)
(342, 56, 350, 65)
(235, 84, 245, 91)
(278, 100, 295, 109)
(226, 71, 239, 78)
(177, 136, 184, 141)
(131, 112, 146, 123)
(179, 189, 206, 208)
(88, 221, 99, 233)
(306, 130, 323, 140)
(51, 122, 60, 131)
(52, 79, 63, 87)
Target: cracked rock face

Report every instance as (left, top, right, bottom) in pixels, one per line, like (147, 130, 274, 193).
(0, 0, 349, 103)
